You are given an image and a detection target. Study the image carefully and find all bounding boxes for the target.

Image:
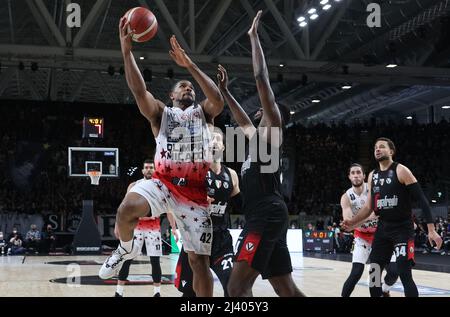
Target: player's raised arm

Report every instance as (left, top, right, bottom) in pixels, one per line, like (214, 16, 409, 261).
(120, 17, 164, 126)
(248, 11, 282, 129)
(217, 65, 255, 138)
(168, 36, 224, 119)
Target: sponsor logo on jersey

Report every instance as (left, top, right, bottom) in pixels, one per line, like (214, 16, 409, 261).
(245, 242, 255, 252)
(223, 181, 229, 189)
(380, 179, 385, 186)
(215, 180, 222, 189)
(386, 178, 392, 184)
(376, 195, 399, 210)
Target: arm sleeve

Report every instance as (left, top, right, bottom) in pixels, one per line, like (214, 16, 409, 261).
(406, 182, 434, 224)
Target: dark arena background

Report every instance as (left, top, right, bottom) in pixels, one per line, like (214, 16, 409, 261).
(0, 0, 449, 303)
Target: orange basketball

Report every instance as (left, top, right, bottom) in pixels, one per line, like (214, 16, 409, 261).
(124, 7, 158, 42)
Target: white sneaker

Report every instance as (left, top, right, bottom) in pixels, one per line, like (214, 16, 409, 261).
(99, 242, 139, 279)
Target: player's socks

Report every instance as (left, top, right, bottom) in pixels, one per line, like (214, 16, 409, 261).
(120, 239, 133, 253)
(116, 284, 124, 297)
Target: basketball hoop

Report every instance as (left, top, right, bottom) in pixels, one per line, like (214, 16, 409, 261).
(87, 171, 102, 185)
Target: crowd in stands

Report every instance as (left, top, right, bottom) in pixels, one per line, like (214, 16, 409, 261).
(292, 119, 450, 216)
(0, 223, 56, 255)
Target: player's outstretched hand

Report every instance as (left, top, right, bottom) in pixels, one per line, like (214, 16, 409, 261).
(217, 64, 229, 92)
(248, 10, 262, 37)
(428, 230, 443, 250)
(119, 16, 134, 54)
(169, 35, 193, 68)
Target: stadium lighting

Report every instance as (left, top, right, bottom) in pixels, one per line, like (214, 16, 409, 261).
(441, 105, 450, 109)
(406, 116, 413, 120)
(290, 111, 295, 115)
(312, 99, 321, 103)
(320, 0, 329, 4)
(297, 16, 306, 22)
(342, 85, 352, 90)
(310, 14, 319, 20)
(386, 64, 398, 68)
(299, 21, 308, 27)
(308, 8, 316, 14)
(323, 4, 332, 10)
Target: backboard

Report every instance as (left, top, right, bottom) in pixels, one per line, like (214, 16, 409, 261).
(68, 147, 119, 177)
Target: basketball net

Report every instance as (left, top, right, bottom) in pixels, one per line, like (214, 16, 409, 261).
(87, 171, 102, 186)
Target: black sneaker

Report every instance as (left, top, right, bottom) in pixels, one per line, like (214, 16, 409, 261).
(114, 292, 123, 297)
(153, 292, 161, 297)
(382, 291, 390, 297)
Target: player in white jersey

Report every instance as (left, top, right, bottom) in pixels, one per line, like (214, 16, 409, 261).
(100, 17, 224, 297)
(114, 160, 178, 297)
(341, 163, 397, 297)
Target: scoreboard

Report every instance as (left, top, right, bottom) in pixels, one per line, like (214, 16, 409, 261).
(83, 117, 104, 138)
(303, 230, 334, 252)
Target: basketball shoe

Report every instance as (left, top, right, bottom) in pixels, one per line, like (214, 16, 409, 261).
(99, 242, 139, 279)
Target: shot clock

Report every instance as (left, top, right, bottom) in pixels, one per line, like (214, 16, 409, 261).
(83, 117, 104, 139)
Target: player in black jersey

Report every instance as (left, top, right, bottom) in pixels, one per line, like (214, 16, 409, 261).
(174, 131, 242, 297)
(342, 137, 442, 297)
(217, 11, 304, 297)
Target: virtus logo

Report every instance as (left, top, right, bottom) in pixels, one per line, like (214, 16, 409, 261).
(366, 3, 381, 28)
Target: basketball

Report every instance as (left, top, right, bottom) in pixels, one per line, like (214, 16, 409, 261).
(124, 7, 158, 42)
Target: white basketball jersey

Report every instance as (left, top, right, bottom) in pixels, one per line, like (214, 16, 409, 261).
(153, 105, 212, 206)
(346, 183, 377, 233)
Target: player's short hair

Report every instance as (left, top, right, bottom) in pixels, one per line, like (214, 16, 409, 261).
(375, 137, 396, 155)
(171, 80, 194, 92)
(211, 127, 225, 141)
(143, 159, 154, 167)
(348, 163, 364, 175)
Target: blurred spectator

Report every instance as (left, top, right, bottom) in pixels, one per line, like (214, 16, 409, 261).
(25, 224, 41, 254)
(8, 233, 25, 255)
(0, 232, 6, 255)
(316, 219, 325, 230)
(41, 224, 57, 253)
(7, 227, 23, 242)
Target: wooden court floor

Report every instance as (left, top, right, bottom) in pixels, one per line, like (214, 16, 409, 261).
(1, 253, 449, 297)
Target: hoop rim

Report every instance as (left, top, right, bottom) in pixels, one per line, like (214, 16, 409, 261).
(87, 171, 102, 176)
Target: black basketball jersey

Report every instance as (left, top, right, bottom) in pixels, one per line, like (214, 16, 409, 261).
(206, 165, 233, 232)
(370, 162, 412, 224)
(240, 132, 283, 212)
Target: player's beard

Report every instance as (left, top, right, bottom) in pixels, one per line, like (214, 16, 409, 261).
(352, 180, 363, 187)
(178, 95, 194, 108)
(376, 155, 389, 162)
